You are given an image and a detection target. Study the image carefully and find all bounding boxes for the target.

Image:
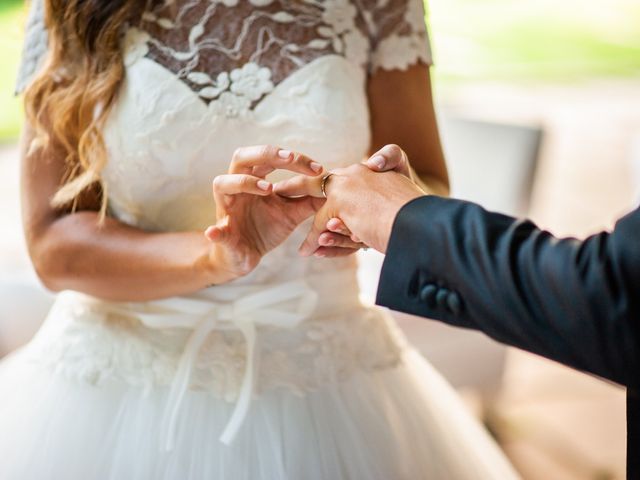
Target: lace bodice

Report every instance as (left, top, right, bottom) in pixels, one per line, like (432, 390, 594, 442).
(136, 0, 431, 107)
(17, 0, 432, 446)
(18, 0, 431, 100)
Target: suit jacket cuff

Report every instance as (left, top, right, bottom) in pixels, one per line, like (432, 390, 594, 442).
(376, 195, 449, 317)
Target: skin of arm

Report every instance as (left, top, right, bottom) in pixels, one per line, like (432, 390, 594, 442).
(21, 123, 231, 301)
(367, 64, 449, 197)
(21, 124, 322, 302)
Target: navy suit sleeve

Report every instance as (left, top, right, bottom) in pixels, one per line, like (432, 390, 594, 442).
(376, 195, 640, 388)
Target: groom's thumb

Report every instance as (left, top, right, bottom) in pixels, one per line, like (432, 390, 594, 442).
(364, 144, 410, 177)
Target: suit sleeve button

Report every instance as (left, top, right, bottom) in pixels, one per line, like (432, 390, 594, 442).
(436, 288, 450, 309)
(419, 284, 437, 306)
(447, 291, 463, 315)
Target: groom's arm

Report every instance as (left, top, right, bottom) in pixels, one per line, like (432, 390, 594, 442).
(377, 195, 640, 388)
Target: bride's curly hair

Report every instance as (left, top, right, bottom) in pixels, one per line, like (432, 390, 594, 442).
(24, 0, 154, 216)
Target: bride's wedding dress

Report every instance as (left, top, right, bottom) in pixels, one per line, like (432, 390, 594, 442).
(3, 0, 519, 478)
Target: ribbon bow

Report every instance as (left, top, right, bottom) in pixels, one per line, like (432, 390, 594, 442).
(115, 280, 318, 451)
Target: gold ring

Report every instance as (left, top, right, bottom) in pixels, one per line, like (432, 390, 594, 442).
(320, 173, 334, 198)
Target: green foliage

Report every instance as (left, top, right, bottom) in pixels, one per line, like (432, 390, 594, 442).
(0, 0, 23, 15)
(0, 0, 24, 143)
(429, 0, 640, 83)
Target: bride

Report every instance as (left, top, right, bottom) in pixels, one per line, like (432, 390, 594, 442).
(2, 0, 519, 478)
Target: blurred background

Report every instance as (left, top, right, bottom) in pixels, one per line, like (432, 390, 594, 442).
(2, 0, 640, 478)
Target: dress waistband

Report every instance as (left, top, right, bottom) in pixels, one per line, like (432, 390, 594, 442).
(63, 269, 363, 451)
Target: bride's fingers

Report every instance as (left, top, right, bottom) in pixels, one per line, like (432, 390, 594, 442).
(212, 174, 272, 215)
(212, 174, 272, 199)
(274, 174, 323, 198)
(299, 208, 330, 256)
(204, 216, 230, 242)
(204, 225, 224, 242)
(318, 232, 364, 250)
(230, 145, 323, 177)
(282, 196, 326, 226)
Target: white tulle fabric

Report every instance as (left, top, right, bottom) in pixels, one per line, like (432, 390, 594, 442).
(5, 0, 520, 478)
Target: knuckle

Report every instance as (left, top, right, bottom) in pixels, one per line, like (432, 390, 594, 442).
(212, 176, 225, 189)
(259, 145, 273, 159)
(239, 175, 253, 188)
(231, 147, 243, 162)
(281, 151, 295, 165)
(347, 163, 367, 175)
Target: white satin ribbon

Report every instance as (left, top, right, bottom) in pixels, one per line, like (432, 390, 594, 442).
(108, 280, 318, 451)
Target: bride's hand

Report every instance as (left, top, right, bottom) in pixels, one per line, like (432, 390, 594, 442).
(204, 145, 325, 282)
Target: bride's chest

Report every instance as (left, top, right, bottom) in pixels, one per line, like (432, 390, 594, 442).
(100, 0, 373, 232)
(138, 0, 376, 90)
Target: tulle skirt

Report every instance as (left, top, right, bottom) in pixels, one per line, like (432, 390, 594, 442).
(0, 343, 519, 479)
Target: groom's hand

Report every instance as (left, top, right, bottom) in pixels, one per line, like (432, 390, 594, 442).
(321, 144, 417, 241)
(274, 155, 424, 254)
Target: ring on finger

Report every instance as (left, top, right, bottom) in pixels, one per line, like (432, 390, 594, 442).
(320, 173, 334, 198)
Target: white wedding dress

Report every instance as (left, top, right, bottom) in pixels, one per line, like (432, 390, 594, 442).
(3, 0, 520, 478)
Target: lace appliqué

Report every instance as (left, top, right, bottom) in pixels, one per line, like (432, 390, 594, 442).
(26, 298, 406, 400)
(17, 0, 433, 108)
(118, 0, 432, 117)
(367, 0, 432, 71)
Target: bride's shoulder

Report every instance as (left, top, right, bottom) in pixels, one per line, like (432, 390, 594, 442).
(355, 0, 433, 72)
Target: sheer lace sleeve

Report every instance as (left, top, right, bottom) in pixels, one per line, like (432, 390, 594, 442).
(15, 0, 48, 95)
(365, 0, 433, 72)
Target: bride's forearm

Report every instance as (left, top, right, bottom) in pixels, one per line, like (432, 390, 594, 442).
(29, 211, 233, 302)
(20, 124, 242, 302)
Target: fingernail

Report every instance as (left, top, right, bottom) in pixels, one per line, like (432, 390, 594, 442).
(310, 161, 323, 173)
(368, 155, 386, 170)
(324, 238, 334, 246)
(278, 149, 291, 159)
(314, 252, 326, 258)
(257, 180, 271, 191)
